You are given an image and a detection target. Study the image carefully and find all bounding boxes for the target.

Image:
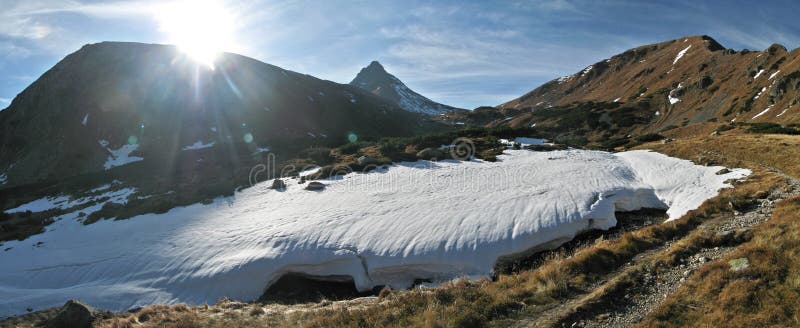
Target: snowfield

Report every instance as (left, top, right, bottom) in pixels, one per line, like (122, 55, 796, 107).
(0, 149, 749, 316)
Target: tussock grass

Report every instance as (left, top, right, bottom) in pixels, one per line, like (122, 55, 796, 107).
(639, 196, 800, 327)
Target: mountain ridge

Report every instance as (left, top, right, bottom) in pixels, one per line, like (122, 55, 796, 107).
(499, 35, 800, 128)
(0, 42, 443, 189)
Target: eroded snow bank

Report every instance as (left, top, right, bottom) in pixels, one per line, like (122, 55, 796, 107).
(0, 150, 749, 316)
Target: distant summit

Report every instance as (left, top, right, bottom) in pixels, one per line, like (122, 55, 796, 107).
(350, 61, 462, 115)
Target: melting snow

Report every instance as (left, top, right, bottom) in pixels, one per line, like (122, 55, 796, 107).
(581, 65, 593, 76)
(5, 188, 136, 214)
(613, 98, 621, 103)
(103, 144, 143, 170)
(754, 87, 767, 100)
(0, 150, 750, 316)
(769, 71, 781, 80)
(752, 105, 774, 120)
(499, 137, 548, 146)
(81, 114, 88, 126)
(668, 83, 684, 105)
(254, 146, 271, 154)
(673, 45, 691, 65)
(182, 141, 215, 151)
(753, 69, 766, 79)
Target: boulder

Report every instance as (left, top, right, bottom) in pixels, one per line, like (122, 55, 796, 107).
(716, 168, 731, 175)
(271, 179, 286, 189)
(305, 181, 326, 191)
(47, 300, 97, 328)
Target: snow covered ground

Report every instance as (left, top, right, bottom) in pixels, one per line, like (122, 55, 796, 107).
(0, 149, 749, 316)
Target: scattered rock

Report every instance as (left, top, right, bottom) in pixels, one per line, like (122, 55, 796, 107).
(710, 130, 720, 136)
(716, 168, 731, 175)
(661, 138, 674, 144)
(271, 179, 286, 190)
(305, 181, 326, 191)
(728, 257, 750, 272)
(47, 300, 97, 328)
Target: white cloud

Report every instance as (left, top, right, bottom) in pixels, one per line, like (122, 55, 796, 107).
(0, 98, 11, 103)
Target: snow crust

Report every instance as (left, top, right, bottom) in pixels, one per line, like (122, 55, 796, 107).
(0, 150, 749, 316)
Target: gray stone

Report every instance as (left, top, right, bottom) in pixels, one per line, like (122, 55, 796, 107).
(305, 181, 326, 191)
(47, 300, 96, 328)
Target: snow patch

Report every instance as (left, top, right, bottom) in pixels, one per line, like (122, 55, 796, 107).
(673, 45, 691, 64)
(668, 83, 684, 105)
(0, 150, 750, 316)
(769, 71, 781, 80)
(81, 114, 88, 126)
(613, 97, 621, 103)
(753, 69, 765, 79)
(182, 141, 215, 151)
(581, 65, 593, 76)
(5, 188, 136, 214)
(777, 106, 792, 117)
(754, 87, 768, 100)
(103, 143, 143, 170)
(752, 105, 774, 120)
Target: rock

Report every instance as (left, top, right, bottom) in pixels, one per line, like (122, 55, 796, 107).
(660, 138, 674, 144)
(299, 176, 306, 184)
(305, 181, 326, 191)
(710, 130, 720, 136)
(271, 179, 286, 190)
(716, 230, 734, 240)
(728, 257, 750, 271)
(716, 168, 731, 175)
(357, 155, 378, 166)
(47, 300, 97, 328)
(416, 147, 446, 160)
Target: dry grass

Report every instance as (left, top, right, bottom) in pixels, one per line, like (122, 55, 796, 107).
(638, 196, 800, 327)
(643, 132, 800, 178)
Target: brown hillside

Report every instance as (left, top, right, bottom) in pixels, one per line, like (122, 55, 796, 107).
(501, 35, 800, 129)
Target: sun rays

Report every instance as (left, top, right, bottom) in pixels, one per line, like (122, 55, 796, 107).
(154, 0, 237, 68)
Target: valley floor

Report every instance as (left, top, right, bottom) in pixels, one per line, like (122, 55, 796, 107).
(3, 132, 800, 328)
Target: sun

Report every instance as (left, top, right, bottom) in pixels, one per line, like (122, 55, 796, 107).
(154, 0, 236, 68)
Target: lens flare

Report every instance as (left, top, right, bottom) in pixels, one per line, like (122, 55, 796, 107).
(154, 0, 236, 68)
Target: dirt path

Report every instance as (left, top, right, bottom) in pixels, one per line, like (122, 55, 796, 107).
(516, 157, 800, 328)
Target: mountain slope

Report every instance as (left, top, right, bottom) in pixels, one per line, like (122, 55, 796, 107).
(350, 61, 462, 115)
(501, 35, 800, 129)
(0, 42, 442, 189)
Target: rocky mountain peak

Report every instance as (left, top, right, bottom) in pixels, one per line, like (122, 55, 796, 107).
(349, 61, 462, 115)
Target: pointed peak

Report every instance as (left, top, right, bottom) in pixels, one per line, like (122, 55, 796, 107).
(364, 60, 386, 73)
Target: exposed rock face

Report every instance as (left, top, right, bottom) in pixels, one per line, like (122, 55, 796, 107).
(350, 61, 462, 115)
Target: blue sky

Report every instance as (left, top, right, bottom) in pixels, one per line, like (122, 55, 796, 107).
(1, 0, 800, 109)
